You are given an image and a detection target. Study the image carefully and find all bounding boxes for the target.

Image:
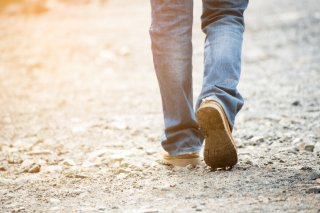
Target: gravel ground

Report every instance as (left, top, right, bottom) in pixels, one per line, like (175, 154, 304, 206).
(0, 0, 319, 212)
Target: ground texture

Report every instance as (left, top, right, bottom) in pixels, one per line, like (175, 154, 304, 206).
(0, 0, 319, 212)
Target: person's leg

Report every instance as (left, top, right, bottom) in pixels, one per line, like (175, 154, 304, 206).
(196, 0, 248, 130)
(195, 0, 248, 169)
(149, 0, 202, 157)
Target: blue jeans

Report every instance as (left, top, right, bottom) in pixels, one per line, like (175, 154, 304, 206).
(149, 0, 248, 156)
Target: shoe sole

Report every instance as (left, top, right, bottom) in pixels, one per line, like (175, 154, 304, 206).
(196, 102, 237, 170)
(162, 154, 200, 167)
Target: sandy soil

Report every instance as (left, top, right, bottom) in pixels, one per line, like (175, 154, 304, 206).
(0, 0, 319, 212)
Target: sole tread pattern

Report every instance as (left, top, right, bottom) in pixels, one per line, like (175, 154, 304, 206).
(196, 101, 238, 169)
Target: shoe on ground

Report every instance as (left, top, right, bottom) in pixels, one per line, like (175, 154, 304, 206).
(162, 153, 200, 167)
(196, 98, 238, 170)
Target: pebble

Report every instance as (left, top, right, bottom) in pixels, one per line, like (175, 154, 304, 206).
(306, 186, 320, 194)
(20, 159, 41, 173)
(245, 159, 254, 165)
(7, 155, 23, 164)
(286, 147, 298, 154)
(308, 171, 320, 180)
(300, 166, 313, 171)
(291, 101, 301, 106)
(28, 164, 41, 173)
(186, 164, 195, 170)
(62, 159, 76, 167)
(304, 144, 314, 152)
(0, 163, 8, 171)
(20, 159, 35, 172)
(295, 142, 315, 152)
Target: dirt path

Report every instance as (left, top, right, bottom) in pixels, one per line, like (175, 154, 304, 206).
(0, 0, 319, 212)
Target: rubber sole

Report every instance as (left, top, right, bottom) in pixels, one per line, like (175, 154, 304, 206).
(196, 101, 238, 170)
(162, 153, 200, 167)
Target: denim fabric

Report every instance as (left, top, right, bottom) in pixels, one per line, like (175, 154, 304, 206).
(149, 0, 248, 156)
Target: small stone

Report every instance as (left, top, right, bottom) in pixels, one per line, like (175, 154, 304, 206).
(286, 147, 298, 154)
(292, 101, 301, 106)
(160, 186, 170, 192)
(295, 142, 315, 152)
(20, 159, 35, 172)
(308, 171, 320, 180)
(306, 186, 320, 194)
(62, 159, 76, 167)
(7, 155, 23, 164)
(304, 144, 314, 152)
(300, 166, 313, 171)
(244, 159, 253, 165)
(28, 164, 41, 173)
(186, 164, 195, 170)
(0, 163, 8, 171)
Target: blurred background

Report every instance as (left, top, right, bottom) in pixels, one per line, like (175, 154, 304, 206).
(0, 0, 319, 212)
(0, 0, 108, 14)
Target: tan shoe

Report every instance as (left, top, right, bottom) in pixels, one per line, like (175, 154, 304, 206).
(196, 98, 237, 170)
(162, 153, 200, 167)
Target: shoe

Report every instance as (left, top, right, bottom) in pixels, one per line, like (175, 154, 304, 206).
(162, 153, 200, 167)
(196, 98, 237, 170)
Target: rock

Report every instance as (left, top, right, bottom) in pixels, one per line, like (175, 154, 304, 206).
(186, 164, 195, 170)
(304, 144, 314, 152)
(308, 171, 320, 180)
(20, 159, 35, 172)
(300, 166, 313, 171)
(291, 101, 301, 106)
(245, 159, 254, 165)
(7, 154, 23, 164)
(28, 164, 41, 173)
(160, 186, 170, 192)
(62, 159, 76, 167)
(0, 163, 8, 171)
(20, 159, 41, 173)
(295, 142, 315, 152)
(286, 147, 299, 154)
(306, 186, 320, 194)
